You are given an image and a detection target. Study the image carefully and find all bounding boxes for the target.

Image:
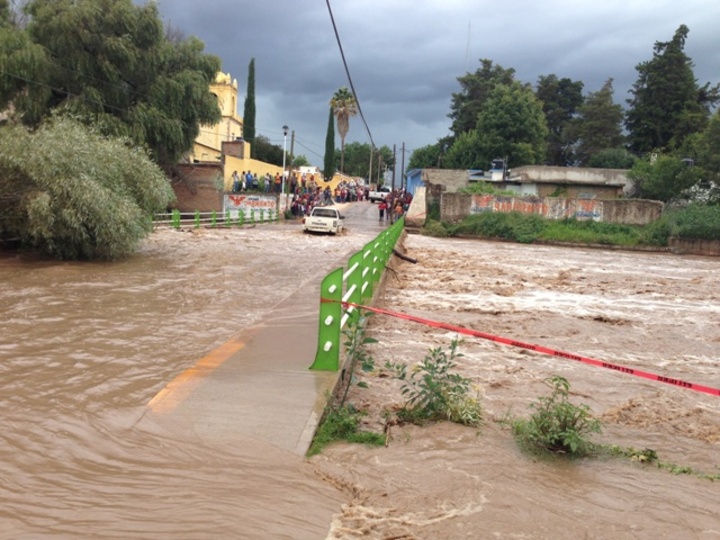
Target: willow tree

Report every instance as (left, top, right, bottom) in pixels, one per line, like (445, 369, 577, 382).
(0, 118, 175, 259)
(0, 0, 221, 165)
(330, 86, 357, 173)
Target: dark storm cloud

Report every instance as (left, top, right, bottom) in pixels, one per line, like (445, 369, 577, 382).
(150, 0, 720, 167)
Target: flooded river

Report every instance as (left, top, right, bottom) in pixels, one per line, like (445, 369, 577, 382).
(0, 218, 377, 539)
(2, 210, 719, 539)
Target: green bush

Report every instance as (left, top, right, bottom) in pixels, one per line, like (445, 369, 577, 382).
(307, 405, 385, 456)
(541, 218, 642, 246)
(0, 117, 174, 259)
(427, 199, 441, 221)
(512, 376, 600, 457)
(666, 204, 720, 240)
(421, 219, 450, 237)
(398, 340, 482, 426)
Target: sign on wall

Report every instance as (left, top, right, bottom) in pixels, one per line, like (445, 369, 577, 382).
(224, 194, 277, 219)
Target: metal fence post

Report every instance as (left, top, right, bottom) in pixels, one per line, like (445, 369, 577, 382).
(310, 268, 344, 371)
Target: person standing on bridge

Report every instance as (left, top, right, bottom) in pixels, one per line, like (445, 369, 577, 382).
(378, 200, 387, 222)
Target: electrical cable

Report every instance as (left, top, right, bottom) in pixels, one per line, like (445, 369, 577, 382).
(324, 0, 376, 151)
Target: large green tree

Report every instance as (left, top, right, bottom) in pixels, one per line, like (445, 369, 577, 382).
(443, 130, 483, 170)
(242, 58, 256, 142)
(334, 141, 393, 179)
(535, 74, 584, 165)
(697, 111, 720, 182)
(473, 82, 548, 168)
(448, 59, 516, 138)
(330, 86, 357, 173)
(323, 106, 335, 181)
(0, 0, 221, 165)
(628, 153, 703, 202)
(0, 117, 174, 259)
(407, 143, 443, 170)
(248, 134, 283, 166)
(569, 79, 625, 165)
(626, 25, 719, 154)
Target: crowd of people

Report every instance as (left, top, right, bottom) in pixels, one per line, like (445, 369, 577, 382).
(230, 170, 412, 221)
(377, 188, 413, 223)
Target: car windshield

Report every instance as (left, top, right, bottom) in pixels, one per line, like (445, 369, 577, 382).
(312, 209, 337, 218)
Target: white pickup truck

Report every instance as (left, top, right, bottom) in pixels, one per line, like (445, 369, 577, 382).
(302, 206, 345, 235)
(367, 185, 391, 203)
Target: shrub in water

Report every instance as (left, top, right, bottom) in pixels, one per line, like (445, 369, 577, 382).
(512, 375, 600, 456)
(398, 339, 482, 426)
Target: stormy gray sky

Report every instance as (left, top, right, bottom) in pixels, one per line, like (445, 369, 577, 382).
(151, 0, 720, 169)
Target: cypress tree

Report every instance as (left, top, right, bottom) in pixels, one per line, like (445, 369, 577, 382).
(323, 107, 336, 181)
(626, 25, 719, 153)
(243, 58, 256, 142)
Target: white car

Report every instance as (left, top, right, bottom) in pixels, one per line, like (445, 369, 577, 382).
(368, 185, 391, 203)
(302, 207, 345, 235)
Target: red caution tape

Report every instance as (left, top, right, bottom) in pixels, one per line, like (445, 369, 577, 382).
(327, 299, 720, 397)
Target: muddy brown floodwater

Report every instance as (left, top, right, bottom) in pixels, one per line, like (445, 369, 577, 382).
(315, 234, 720, 539)
(1, 213, 719, 539)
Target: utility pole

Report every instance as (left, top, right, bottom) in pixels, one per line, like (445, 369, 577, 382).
(378, 152, 383, 186)
(400, 142, 406, 190)
(392, 144, 396, 190)
(289, 130, 295, 174)
(368, 147, 373, 187)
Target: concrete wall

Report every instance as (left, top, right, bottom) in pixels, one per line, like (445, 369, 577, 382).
(405, 186, 427, 228)
(509, 165, 629, 187)
(669, 238, 720, 257)
(536, 184, 623, 199)
(441, 193, 663, 226)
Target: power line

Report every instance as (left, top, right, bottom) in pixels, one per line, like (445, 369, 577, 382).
(324, 0, 376, 150)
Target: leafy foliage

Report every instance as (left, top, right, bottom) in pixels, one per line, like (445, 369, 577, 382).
(569, 79, 625, 165)
(443, 130, 483, 170)
(586, 148, 637, 169)
(0, 117, 174, 259)
(323, 107, 336, 181)
(0, 0, 221, 165)
(249, 134, 283, 166)
(664, 204, 720, 240)
(333, 141, 394, 180)
(626, 25, 719, 153)
(512, 376, 601, 456)
(603, 445, 720, 480)
(695, 110, 720, 187)
(242, 58, 256, 142)
(398, 340, 482, 426)
(307, 405, 385, 456)
(330, 86, 357, 174)
(535, 74, 584, 166)
(449, 58, 516, 138)
(628, 154, 703, 202)
(338, 315, 378, 407)
(474, 82, 549, 168)
(407, 141, 447, 170)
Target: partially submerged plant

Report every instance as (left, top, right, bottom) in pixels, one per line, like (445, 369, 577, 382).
(398, 339, 482, 427)
(338, 314, 377, 407)
(512, 375, 600, 457)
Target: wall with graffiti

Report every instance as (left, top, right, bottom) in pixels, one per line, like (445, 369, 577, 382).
(441, 193, 662, 226)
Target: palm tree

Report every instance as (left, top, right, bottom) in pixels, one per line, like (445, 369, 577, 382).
(330, 87, 358, 174)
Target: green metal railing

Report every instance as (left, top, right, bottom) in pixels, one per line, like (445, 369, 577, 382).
(154, 208, 279, 229)
(310, 217, 405, 371)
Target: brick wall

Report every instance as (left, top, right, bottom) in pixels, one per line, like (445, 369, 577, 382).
(169, 163, 224, 212)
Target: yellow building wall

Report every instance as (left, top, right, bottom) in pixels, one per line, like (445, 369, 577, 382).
(191, 72, 244, 163)
(223, 156, 283, 190)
